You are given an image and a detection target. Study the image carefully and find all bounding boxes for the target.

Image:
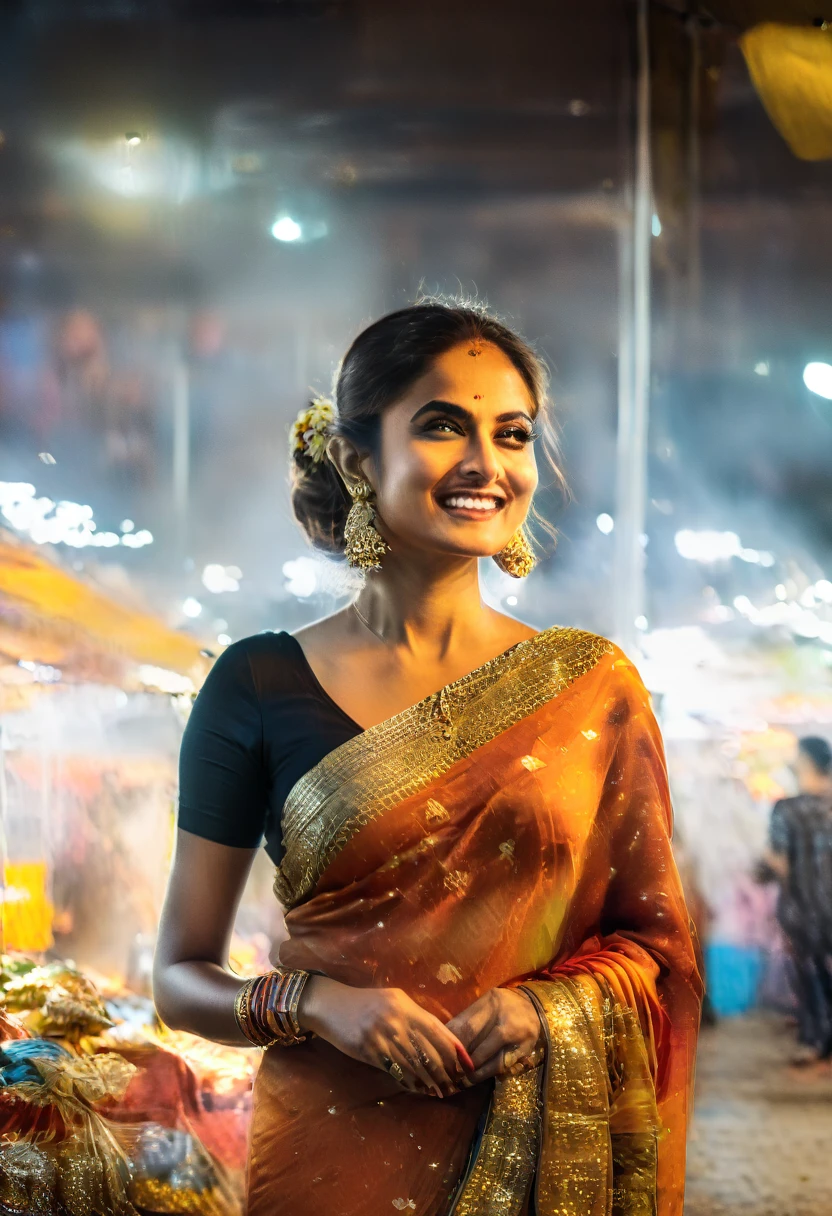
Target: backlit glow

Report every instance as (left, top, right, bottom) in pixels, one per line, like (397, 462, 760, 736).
(271, 216, 303, 242)
(803, 361, 832, 400)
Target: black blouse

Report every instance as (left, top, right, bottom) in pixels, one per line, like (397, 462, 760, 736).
(177, 631, 363, 863)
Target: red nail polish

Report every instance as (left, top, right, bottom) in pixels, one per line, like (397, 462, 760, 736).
(455, 1043, 475, 1072)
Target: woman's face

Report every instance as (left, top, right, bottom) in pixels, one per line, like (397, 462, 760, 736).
(366, 341, 539, 562)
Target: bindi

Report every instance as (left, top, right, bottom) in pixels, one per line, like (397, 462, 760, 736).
(473, 394, 483, 400)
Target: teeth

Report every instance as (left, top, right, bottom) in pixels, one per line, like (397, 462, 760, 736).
(443, 496, 499, 511)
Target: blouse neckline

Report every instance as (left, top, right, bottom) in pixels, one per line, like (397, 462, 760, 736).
(282, 625, 548, 737)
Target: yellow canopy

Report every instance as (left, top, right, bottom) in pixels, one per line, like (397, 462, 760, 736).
(0, 533, 208, 690)
(741, 24, 832, 160)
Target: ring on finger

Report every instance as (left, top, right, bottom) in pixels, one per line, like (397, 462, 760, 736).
(387, 1059, 406, 1085)
(501, 1045, 521, 1072)
(407, 1035, 433, 1070)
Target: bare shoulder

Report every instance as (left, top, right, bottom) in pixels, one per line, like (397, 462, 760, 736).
(291, 607, 362, 665)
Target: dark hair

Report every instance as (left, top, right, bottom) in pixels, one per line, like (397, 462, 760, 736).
(799, 736, 832, 777)
(290, 297, 564, 555)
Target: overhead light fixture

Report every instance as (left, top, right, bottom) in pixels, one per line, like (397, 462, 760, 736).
(125, 132, 143, 147)
(803, 361, 832, 400)
(596, 513, 614, 535)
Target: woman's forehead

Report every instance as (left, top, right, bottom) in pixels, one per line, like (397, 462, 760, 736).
(412, 342, 534, 403)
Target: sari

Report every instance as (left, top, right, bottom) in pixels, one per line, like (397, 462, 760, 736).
(248, 627, 702, 1216)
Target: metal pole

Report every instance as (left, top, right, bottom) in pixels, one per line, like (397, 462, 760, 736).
(686, 14, 702, 316)
(614, 0, 652, 655)
(172, 353, 190, 554)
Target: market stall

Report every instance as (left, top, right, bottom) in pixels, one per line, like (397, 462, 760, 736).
(0, 533, 264, 1215)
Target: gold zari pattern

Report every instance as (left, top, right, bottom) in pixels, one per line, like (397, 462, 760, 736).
(523, 979, 612, 1216)
(449, 1066, 542, 1215)
(519, 976, 660, 1216)
(275, 626, 613, 907)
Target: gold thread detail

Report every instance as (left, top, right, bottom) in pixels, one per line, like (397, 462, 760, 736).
(425, 798, 451, 823)
(521, 978, 612, 1216)
(448, 1067, 542, 1215)
(274, 627, 614, 908)
(521, 975, 660, 1216)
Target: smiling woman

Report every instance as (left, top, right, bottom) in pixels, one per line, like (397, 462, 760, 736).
(288, 299, 562, 566)
(154, 298, 702, 1216)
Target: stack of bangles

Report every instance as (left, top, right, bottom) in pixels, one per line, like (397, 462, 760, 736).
(234, 966, 311, 1047)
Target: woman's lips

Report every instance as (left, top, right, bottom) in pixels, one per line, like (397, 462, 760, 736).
(436, 494, 505, 520)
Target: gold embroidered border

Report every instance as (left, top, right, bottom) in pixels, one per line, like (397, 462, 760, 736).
(448, 1066, 542, 1216)
(567, 977, 659, 1216)
(521, 978, 612, 1216)
(274, 627, 613, 908)
(522, 975, 660, 1216)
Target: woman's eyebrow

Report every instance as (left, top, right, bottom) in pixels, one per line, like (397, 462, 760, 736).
(410, 401, 534, 426)
(409, 400, 471, 424)
(495, 409, 534, 423)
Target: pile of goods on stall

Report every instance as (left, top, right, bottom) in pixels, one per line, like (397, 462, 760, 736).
(0, 955, 256, 1216)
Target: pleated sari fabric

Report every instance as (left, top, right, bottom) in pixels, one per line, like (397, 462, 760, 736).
(247, 627, 702, 1216)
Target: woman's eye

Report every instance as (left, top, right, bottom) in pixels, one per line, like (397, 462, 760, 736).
(424, 418, 463, 435)
(499, 426, 535, 445)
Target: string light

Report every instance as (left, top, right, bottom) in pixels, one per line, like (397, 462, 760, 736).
(0, 482, 152, 549)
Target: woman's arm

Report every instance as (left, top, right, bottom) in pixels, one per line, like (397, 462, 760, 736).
(153, 828, 469, 1093)
(152, 829, 259, 1045)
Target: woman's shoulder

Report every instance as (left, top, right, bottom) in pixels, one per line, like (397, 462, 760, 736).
(536, 623, 617, 666)
(537, 625, 647, 697)
(199, 630, 304, 697)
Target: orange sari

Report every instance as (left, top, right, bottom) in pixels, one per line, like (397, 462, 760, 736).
(248, 628, 702, 1216)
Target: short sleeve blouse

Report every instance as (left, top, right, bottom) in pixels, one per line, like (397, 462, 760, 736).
(176, 631, 363, 863)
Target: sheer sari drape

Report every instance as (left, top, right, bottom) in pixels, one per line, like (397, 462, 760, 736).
(247, 628, 702, 1216)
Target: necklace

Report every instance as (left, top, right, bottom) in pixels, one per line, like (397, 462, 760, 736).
(352, 600, 388, 644)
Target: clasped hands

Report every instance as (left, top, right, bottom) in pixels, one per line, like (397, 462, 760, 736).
(300, 978, 544, 1098)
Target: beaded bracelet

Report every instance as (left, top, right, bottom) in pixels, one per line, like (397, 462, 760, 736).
(234, 967, 311, 1047)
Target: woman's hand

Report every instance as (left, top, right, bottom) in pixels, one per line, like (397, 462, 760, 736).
(446, 988, 543, 1085)
(299, 976, 468, 1098)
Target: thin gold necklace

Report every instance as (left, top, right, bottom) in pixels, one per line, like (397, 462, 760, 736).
(352, 600, 388, 645)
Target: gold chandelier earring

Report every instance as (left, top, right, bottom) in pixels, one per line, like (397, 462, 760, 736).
(493, 525, 536, 579)
(343, 480, 389, 571)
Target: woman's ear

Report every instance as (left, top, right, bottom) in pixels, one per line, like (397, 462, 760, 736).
(327, 436, 375, 492)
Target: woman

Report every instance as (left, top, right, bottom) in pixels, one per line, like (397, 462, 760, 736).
(153, 300, 702, 1216)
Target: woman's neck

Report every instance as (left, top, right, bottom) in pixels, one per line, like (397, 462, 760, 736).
(352, 555, 496, 656)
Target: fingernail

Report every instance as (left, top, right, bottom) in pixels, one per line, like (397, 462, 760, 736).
(455, 1045, 475, 1071)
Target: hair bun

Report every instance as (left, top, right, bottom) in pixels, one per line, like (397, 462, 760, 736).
(289, 397, 351, 554)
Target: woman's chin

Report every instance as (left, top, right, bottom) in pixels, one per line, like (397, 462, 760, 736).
(385, 523, 516, 563)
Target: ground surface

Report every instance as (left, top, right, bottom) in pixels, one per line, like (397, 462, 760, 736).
(685, 1014, 832, 1216)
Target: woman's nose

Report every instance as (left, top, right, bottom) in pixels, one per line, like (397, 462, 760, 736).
(459, 434, 501, 483)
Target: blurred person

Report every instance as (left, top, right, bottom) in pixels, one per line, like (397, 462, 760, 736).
(760, 736, 832, 1072)
(154, 300, 702, 1215)
(673, 833, 717, 1028)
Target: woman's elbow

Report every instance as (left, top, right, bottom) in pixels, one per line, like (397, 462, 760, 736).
(151, 961, 184, 1030)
